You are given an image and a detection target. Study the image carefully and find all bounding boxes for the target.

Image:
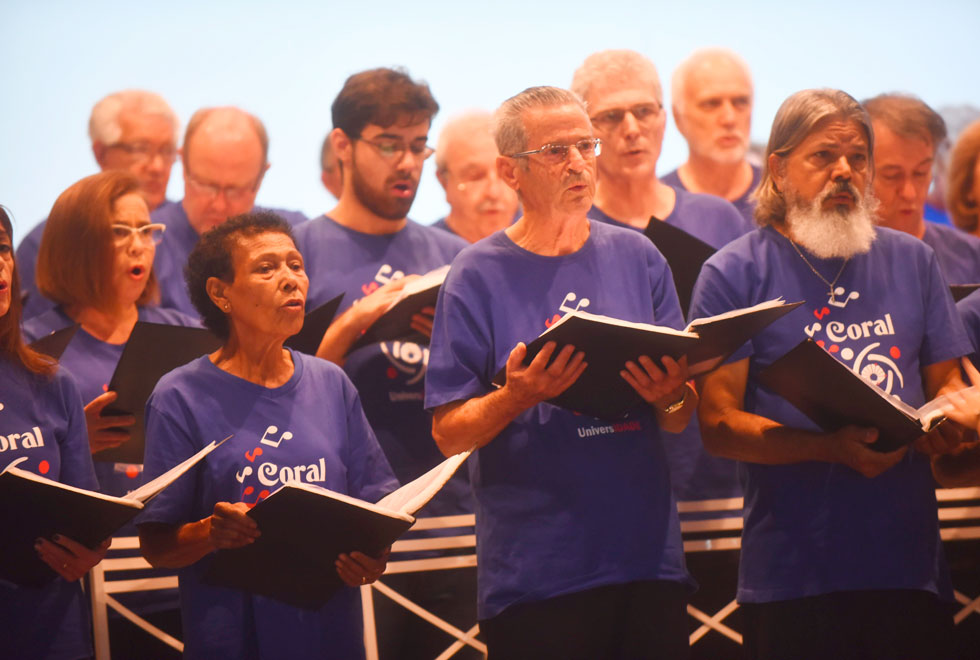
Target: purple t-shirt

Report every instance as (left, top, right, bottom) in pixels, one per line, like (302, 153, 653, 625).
(138, 350, 397, 660)
(957, 288, 980, 370)
(23, 305, 200, 501)
(661, 164, 762, 228)
(430, 217, 454, 236)
(921, 221, 980, 285)
(424, 220, 693, 620)
(0, 361, 98, 660)
(689, 225, 972, 603)
(589, 186, 754, 250)
(589, 188, 752, 503)
(151, 201, 307, 317)
(293, 215, 471, 519)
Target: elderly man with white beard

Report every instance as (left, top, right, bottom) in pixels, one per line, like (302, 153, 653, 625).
(689, 89, 971, 660)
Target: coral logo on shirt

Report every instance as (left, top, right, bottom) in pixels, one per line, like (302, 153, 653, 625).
(0, 425, 51, 475)
(380, 341, 428, 400)
(0, 425, 46, 453)
(233, 424, 330, 508)
(802, 292, 905, 395)
(545, 292, 590, 328)
(360, 263, 405, 297)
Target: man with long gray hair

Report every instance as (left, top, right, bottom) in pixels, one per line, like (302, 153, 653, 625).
(426, 85, 695, 658)
(690, 88, 970, 660)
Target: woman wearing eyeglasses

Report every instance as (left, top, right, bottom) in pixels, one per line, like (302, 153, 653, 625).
(0, 205, 110, 659)
(23, 171, 199, 498)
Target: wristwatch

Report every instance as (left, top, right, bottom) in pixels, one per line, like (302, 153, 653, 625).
(660, 386, 689, 415)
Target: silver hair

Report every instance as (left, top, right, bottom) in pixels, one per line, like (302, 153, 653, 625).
(88, 90, 179, 145)
(493, 86, 587, 157)
(570, 49, 662, 109)
(670, 47, 753, 115)
(436, 110, 494, 172)
(754, 89, 874, 227)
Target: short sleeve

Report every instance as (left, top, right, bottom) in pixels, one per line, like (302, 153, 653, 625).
(54, 370, 99, 491)
(341, 377, 399, 503)
(689, 257, 754, 363)
(920, 249, 972, 366)
(137, 393, 201, 526)
(424, 276, 494, 411)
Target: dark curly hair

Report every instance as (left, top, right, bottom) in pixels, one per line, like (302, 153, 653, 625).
(332, 67, 439, 139)
(184, 211, 295, 340)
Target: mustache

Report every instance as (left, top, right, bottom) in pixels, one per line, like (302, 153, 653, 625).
(822, 179, 859, 203)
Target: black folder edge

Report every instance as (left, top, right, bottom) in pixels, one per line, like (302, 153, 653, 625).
(28, 324, 80, 360)
(491, 301, 803, 420)
(203, 485, 414, 609)
(99, 323, 223, 464)
(0, 435, 227, 587)
(97, 296, 345, 465)
(348, 286, 440, 353)
(951, 284, 980, 303)
(284, 293, 344, 355)
(756, 338, 933, 453)
(643, 217, 716, 317)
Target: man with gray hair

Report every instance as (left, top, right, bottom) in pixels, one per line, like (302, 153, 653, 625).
(663, 48, 760, 225)
(690, 88, 969, 660)
(16, 89, 180, 319)
(426, 85, 694, 658)
(572, 49, 748, 521)
(571, 49, 751, 250)
(864, 93, 980, 284)
(151, 106, 306, 316)
(432, 110, 519, 242)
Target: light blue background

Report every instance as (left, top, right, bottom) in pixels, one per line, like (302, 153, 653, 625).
(2, 0, 978, 245)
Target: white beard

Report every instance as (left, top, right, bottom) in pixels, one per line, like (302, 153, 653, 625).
(785, 180, 879, 259)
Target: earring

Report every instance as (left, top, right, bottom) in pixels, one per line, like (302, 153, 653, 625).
(223, 304, 230, 312)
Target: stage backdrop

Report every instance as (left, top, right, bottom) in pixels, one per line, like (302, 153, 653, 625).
(2, 0, 979, 243)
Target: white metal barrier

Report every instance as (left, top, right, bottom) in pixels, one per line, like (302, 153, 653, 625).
(89, 537, 182, 660)
(677, 496, 745, 646)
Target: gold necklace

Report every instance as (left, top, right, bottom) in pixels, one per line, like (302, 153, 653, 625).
(788, 238, 848, 305)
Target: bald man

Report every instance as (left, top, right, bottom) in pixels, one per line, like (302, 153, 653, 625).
(663, 48, 760, 225)
(152, 106, 306, 316)
(432, 111, 519, 242)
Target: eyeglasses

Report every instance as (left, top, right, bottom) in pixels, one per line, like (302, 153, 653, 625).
(185, 170, 261, 203)
(357, 137, 434, 162)
(589, 103, 662, 130)
(108, 141, 178, 164)
(111, 223, 166, 246)
(508, 138, 602, 165)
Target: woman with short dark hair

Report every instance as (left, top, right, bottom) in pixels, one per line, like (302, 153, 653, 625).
(138, 212, 397, 659)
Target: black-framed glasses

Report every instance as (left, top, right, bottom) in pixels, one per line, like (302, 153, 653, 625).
(508, 138, 602, 165)
(357, 137, 434, 162)
(589, 103, 662, 130)
(108, 141, 178, 163)
(111, 223, 167, 245)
